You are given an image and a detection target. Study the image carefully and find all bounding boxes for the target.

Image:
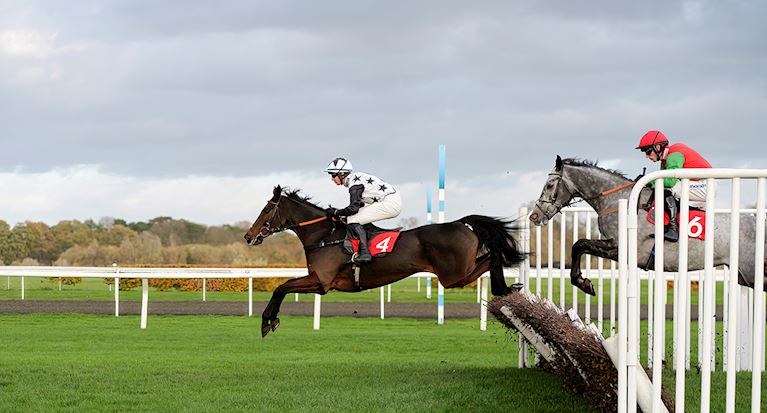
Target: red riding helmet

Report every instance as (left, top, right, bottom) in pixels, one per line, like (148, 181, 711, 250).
(636, 130, 669, 150)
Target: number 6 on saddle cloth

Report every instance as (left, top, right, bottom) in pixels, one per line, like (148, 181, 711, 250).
(647, 203, 707, 240)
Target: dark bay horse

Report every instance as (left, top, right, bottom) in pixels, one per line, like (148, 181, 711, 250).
(244, 186, 525, 337)
(529, 156, 767, 295)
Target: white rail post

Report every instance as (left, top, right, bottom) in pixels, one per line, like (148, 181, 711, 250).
(701, 178, 717, 412)
(627, 193, 641, 413)
(725, 179, 740, 413)
(21, 275, 24, 301)
(313, 294, 321, 330)
(597, 232, 604, 333)
(140, 277, 149, 329)
(652, 179, 667, 412)
(480, 273, 489, 331)
(520, 206, 530, 368)
(547, 220, 554, 301)
(617, 199, 628, 413)
(387, 284, 391, 303)
(248, 270, 253, 317)
(560, 212, 567, 311)
(675, 179, 691, 412)
(536, 225, 542, 297)
(751, 177, 765, 413)
(610, 260, 616, 336)
(114, 266, 120, 317)
(202, 278, 206, 302)
(585, 213, 591, 323)
(380, 287, 385, 319)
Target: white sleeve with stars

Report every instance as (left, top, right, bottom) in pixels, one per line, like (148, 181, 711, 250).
(346, 172, 397, 204)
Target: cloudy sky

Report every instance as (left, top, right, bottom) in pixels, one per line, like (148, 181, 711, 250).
(1, 1, 765, 226)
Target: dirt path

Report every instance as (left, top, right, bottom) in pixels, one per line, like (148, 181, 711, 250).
(0, 300, 483, 319)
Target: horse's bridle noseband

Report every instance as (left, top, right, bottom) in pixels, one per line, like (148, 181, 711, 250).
(534, 172, 578, 221)
(249, 200, 282, 245)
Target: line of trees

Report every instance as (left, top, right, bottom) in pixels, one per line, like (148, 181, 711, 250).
(0, 217, 304, 267)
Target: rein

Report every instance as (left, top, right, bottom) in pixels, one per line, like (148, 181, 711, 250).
(251, 197, 343, 250)
(537, 172, 636, 220)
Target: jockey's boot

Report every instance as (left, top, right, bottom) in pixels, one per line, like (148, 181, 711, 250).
(349, 223, 372, 263)
(663, 194, 679, 242)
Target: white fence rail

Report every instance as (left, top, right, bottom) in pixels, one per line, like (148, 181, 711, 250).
(619, 169, 767, 413)
(0, 266, 524, 330)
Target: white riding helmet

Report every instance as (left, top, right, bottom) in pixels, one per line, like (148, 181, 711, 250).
(324, 157, 353, 175)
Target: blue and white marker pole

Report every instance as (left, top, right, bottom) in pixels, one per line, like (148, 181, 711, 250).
(425, 186, 433, 299)
(438, 144, 446, 325)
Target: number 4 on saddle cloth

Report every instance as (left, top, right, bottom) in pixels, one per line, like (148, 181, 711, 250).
(348, 231, 401, 256)
(647, 202, 707, 240)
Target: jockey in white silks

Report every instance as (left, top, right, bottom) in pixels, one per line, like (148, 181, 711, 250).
(324, 157, 402, 263)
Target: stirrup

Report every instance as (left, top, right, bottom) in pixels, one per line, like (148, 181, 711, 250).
(351, 260, 362, 291)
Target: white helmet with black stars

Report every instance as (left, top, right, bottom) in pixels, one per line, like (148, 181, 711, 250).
(324, 157, 353, 175)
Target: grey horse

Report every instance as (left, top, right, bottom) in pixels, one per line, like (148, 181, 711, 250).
(528, 155, 766, 295)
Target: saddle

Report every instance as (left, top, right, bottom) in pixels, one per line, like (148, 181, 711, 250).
(342, 223, 402, 258)
(340, 223, 401, 291)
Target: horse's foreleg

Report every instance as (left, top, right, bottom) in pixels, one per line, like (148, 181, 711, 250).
(570, 239, 617, 296)
(261, 274, 325, 338)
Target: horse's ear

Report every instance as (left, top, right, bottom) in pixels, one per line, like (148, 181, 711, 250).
(555, 155, 563, 171)
(272, 185, 282, 199)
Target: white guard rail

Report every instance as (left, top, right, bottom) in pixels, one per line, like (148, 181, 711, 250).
(620, 168, 767, 413)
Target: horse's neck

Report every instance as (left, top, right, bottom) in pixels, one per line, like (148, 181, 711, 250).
(285, 204, 338, 246)
(567, 167, 632, 213)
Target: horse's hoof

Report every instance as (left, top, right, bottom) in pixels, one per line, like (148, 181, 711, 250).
(270, 318, 280, 332)
(261, 325, 270, 338)
(582, 279, 596, 296)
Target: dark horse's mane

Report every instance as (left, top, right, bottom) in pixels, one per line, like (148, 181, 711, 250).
(282, 188, 326, 212)
(562, 158, 629, 180)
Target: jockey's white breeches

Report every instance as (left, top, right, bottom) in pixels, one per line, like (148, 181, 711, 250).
(671, 179, 713, 209)
(346, 192, 402, 225)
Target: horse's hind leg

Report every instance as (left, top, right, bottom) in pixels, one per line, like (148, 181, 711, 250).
(261, 274, 325, 338)
(488, 259, 510, 296)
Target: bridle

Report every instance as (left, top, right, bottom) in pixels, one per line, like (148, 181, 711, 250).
(248, 196, 332, 245)
(534, 172, 579, 222)
(534, 171, 636, 220)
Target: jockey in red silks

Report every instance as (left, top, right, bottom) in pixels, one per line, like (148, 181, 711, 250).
(324, 157, 402, 263)
(636, 130, 712, 242)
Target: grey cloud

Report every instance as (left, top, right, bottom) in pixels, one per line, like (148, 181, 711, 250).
(0, 0, 765, 186)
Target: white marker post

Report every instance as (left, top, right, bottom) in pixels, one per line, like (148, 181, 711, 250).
(437, 145, 446, 325)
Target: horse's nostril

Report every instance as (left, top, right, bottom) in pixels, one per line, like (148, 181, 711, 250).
(530, 212, 539, 221)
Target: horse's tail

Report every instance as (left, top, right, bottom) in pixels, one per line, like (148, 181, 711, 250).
(459, 215, 525, 295)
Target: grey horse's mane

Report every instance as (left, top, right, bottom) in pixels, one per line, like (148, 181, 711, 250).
(562, 158, 629, 180)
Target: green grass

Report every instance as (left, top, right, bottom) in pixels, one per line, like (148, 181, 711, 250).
(0, 315, 596, 413)
(0, 313, 761, 412)
(0, 275, 724, 306)
(642, 320, 762, 412)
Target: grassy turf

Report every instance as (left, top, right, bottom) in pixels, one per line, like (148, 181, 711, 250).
(0, 315, 596, 413)
(1, 313, 762, 412)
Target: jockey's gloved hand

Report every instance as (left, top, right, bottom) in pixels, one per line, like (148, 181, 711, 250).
(325, 208, 339, 218)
